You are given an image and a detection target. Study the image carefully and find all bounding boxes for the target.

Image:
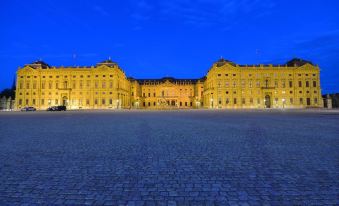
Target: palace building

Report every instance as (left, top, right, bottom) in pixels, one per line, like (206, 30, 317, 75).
(15, 58, 322, 110)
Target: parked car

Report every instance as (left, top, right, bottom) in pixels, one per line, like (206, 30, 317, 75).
(21, 107, 36, 112)
(47, 106, 66, 111)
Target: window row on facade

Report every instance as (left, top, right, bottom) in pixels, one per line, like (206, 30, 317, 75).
(19, 74, 116, 79)
(216, 73, 317, 78)
(18, 98, 125, 106)
(208, 97, 319, 106)
(206, 80, 318, 89)
(17, 80, 126, 90)
(140, 101, 195, 107)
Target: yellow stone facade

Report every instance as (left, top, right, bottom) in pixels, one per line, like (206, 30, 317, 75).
(129, 78, 204, 109)
(16, 60, 130, 110)
(204, 59, 322, 109)
(15, 58, 323, 110)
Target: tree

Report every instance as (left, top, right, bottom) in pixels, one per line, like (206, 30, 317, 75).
(0, 88, 15, 99)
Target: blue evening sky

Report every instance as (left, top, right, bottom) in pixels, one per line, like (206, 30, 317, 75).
(1, 0, 338, 93)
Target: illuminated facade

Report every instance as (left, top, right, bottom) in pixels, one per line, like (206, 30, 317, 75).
(204, 59, 322, 109)
(15, 60, 130, 110)
(15, 58, 322, 110)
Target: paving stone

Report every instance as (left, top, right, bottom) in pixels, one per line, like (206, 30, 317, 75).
(0, 110, 338, 205)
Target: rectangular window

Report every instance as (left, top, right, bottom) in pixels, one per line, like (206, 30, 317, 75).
(26, 83, 30, 89)
(299, 98, 303, 104)
(55, 99, 59, 105)
(290, 98, 293, 104)
(42, 82, 45, 89)
(41, 99, 44, 105)
(307, 98, 311, 106)
(26, 99, 29, 105)
(313, 81, 317, 87)
(19, 99, 22, 105)
(289, 81, 293, 87)
(234, 98, 237, 104)
(306, 81, 309, 87)
(109, 99, 113, 104)
(240, 80, 245, 88)
(95, 99, 98, 105)
(86, 99, 90, 105)
(109, 81, 113, 88)
(49, 82, 52, 89)
(242, 98, 245, 104)
(102, 99, 106, 105)
(298, 81, 302, 87)
(314, 98, 318, 104)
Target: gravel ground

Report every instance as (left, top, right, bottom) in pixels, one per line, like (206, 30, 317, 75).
(0, 110, 338, 205)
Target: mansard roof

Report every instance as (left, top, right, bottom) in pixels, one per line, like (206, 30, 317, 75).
(136, 77, 204, 85)
(212, 58, 315, 68)
(96, 59, 118, 67)
(215, 58, 236, 67)
(22, 59, 123, 70)
(25, 60, 51, 69)
(286, 58, 314, 67)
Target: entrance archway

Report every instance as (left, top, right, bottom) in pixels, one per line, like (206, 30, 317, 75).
(265, 95, 271, 108)
(171, 100, 175, 106)
(62, 96, 68, 106)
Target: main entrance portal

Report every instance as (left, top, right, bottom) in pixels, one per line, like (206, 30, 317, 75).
(265, 95, 271, 108)
(62, 96, 68, 106)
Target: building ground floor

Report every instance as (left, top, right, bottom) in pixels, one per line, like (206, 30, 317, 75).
(14, 92, 328, 110)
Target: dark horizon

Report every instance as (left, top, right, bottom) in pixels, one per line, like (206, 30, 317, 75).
(1, 0, 339, 94)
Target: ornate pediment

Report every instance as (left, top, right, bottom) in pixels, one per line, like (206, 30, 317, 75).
(161, 80, 175, 87)
(95, 64, 111, 71)
(18, 66, 37, 74)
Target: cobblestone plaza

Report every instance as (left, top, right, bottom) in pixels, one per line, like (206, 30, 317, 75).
(0, 110, 338, 205)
